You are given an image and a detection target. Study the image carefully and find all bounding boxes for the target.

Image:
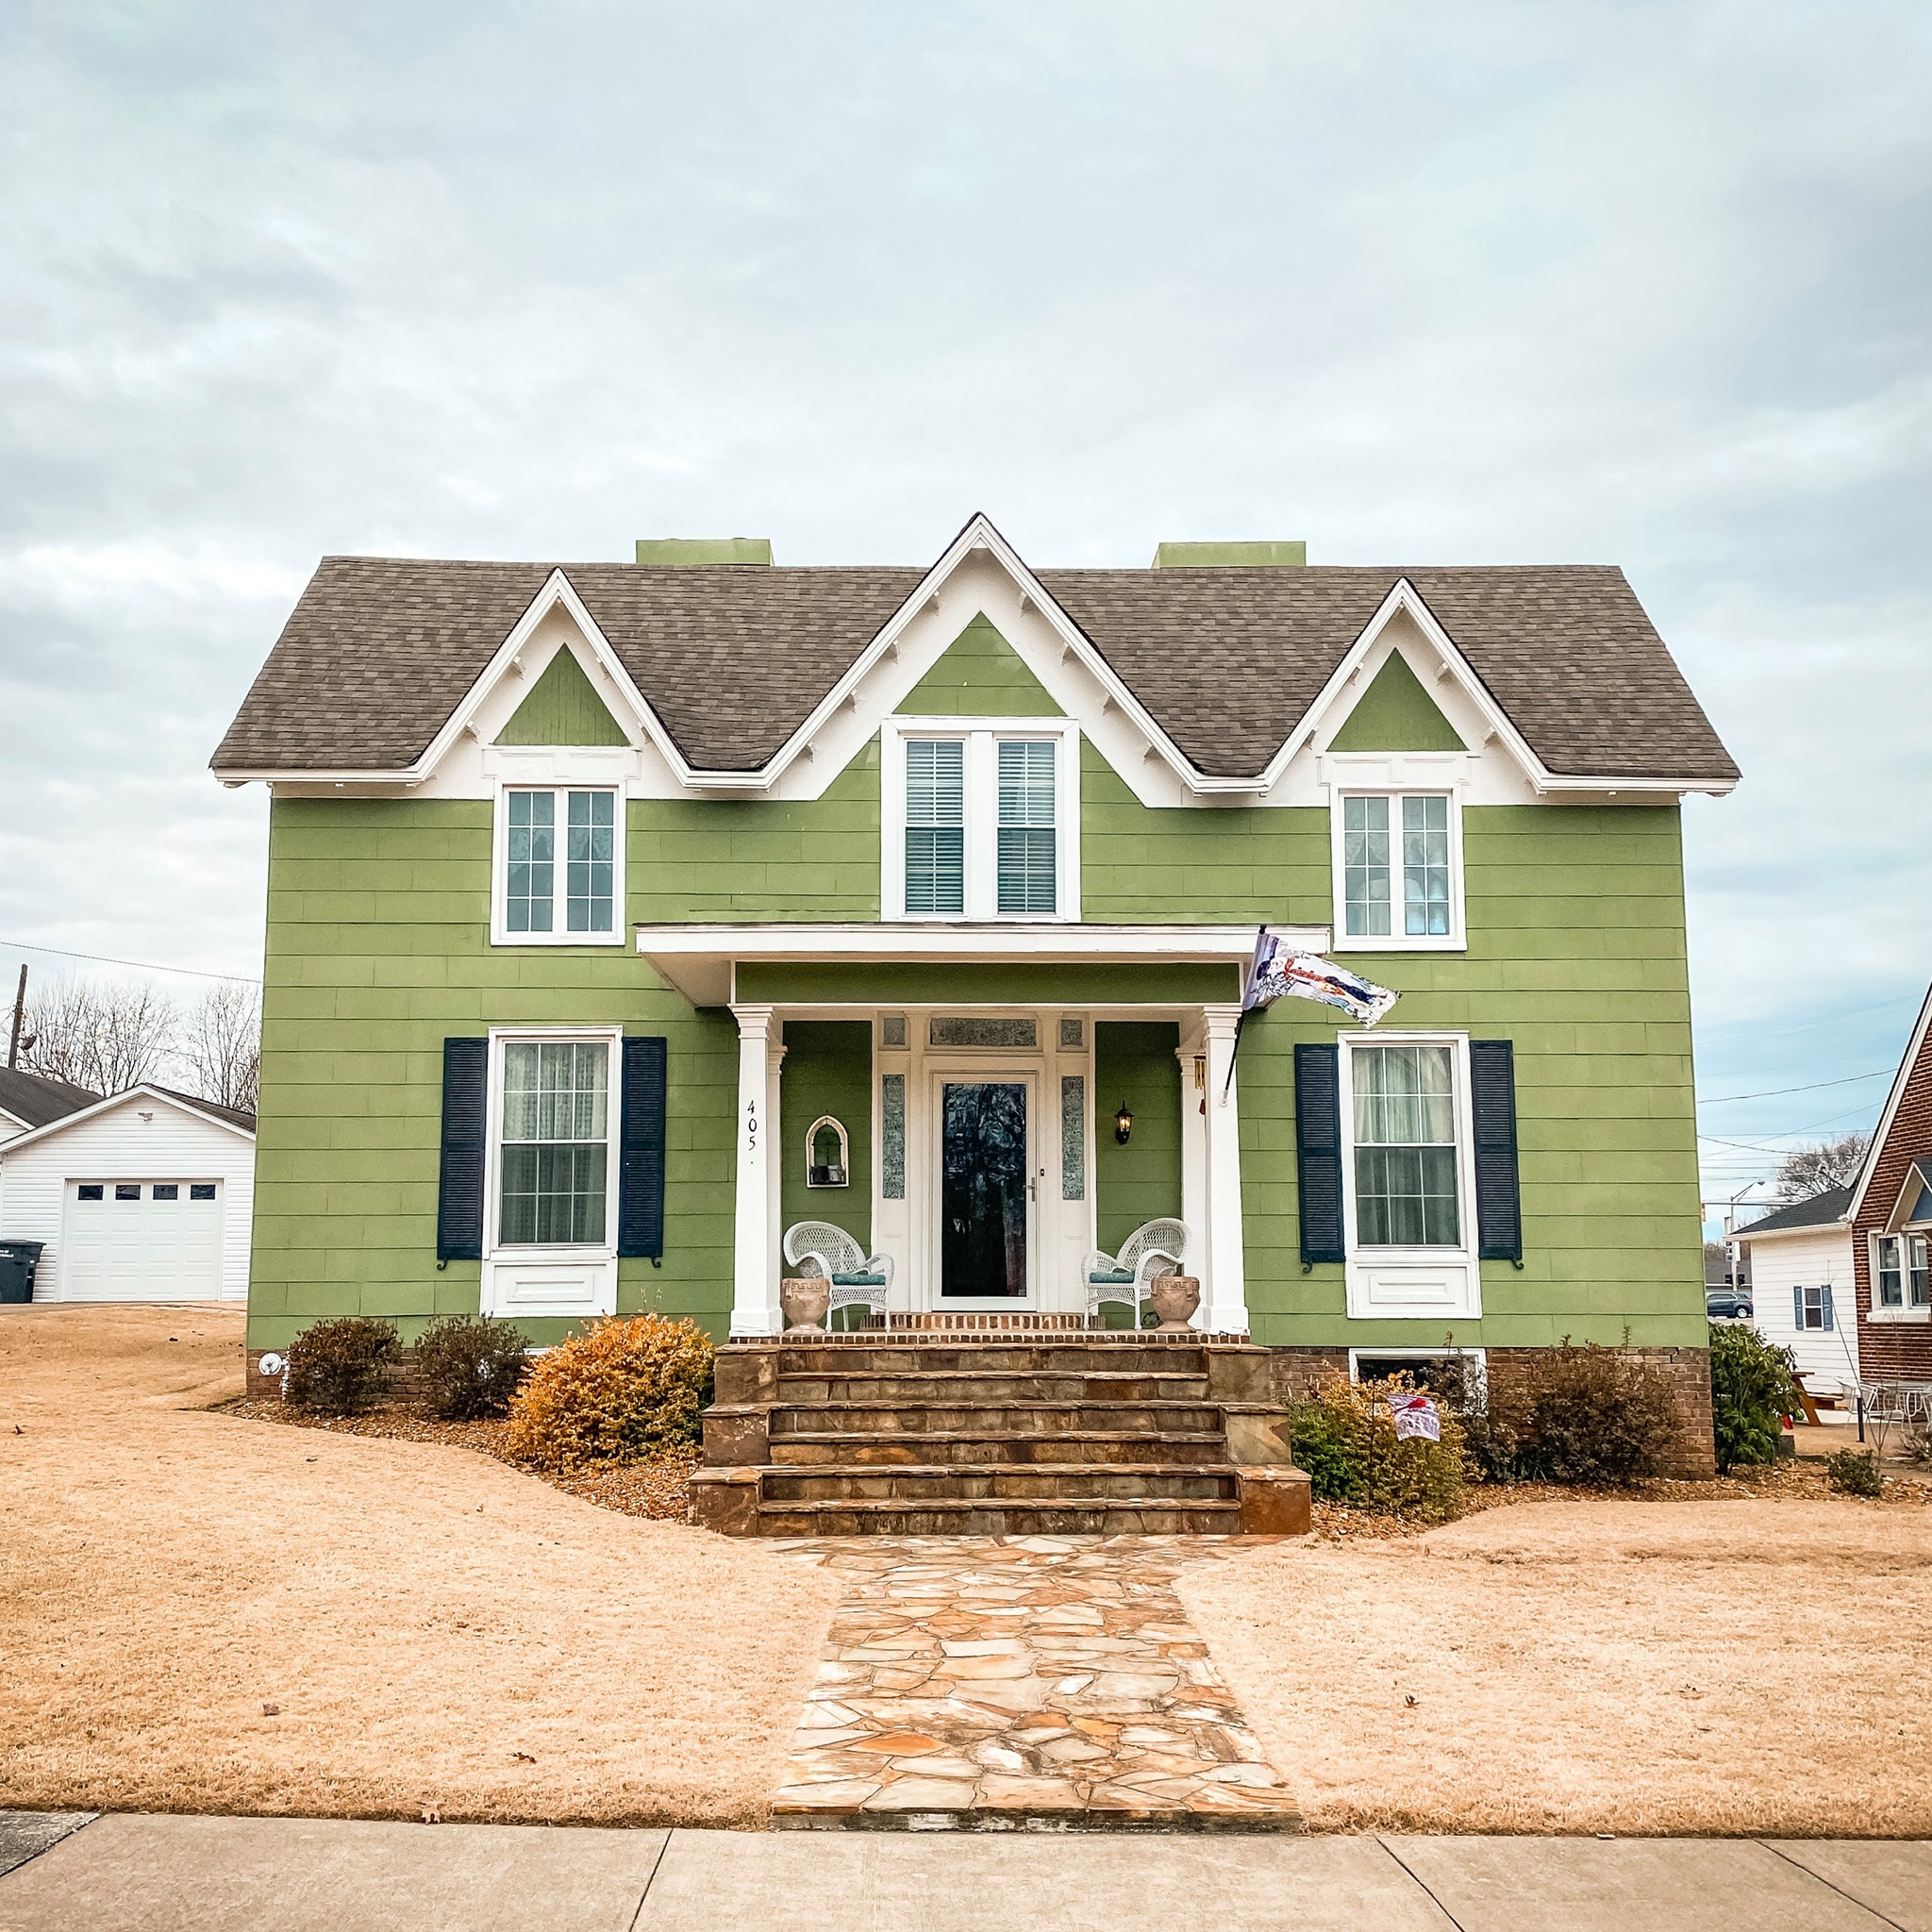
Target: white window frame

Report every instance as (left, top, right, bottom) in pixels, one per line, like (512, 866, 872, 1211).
(489, 782, 625, 947)
(1326, 778, 1466, 953)
(1347, 1345, 1488, 1399)
(1870, 1230, 1931, 1323)
(480, 1024, 623, 1318)
(1338, 1029, 1482, 1321)
(881, 718, 1081, 924)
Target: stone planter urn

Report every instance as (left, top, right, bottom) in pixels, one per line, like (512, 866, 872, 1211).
(1148, 1274, 1201, 1332)
(779, 1275, 831, 1333)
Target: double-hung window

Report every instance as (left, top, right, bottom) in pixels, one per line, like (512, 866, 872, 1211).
(1796, 1284, 1834, 1330)
(1875, 1233, 1930, 1312)
(497, 1040, 611, 1246)
(1351, 1042, 1460, 1247)
(886, 722, 1077, 921)
(1335, 791, 1462, 948)
(494, 787, 622, 943)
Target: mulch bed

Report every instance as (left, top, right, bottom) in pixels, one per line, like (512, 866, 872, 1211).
(219, 1399, 699, 1522)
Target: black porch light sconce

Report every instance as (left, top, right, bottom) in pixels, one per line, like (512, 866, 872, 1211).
(1113, 1101, 1134, 1145)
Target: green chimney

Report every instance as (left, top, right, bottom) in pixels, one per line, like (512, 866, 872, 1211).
(635, 538, 774, 566)
(1151, 541, 1307, 569)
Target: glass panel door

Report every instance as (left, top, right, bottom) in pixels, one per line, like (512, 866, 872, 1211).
(941, 1081, 1028, 1298)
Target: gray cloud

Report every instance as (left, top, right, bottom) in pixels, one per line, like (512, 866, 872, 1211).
(2, 0, 1927, 1215)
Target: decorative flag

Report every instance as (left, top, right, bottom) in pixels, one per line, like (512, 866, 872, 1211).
(1391, 1391, 1441, 1442)
(1241, 928, 1399, 1028)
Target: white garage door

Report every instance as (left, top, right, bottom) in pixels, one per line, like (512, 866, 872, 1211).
(59, 1180, 224, 1302)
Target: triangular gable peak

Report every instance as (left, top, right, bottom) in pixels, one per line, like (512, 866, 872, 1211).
(1850, 981, 1932, 1224)
(0, 1084, 256, 1156)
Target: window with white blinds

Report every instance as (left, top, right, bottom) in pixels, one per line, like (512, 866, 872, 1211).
(885, 722, 1076, 921)
(905, 740, 966, 913)
(996, 741, 1056, 914)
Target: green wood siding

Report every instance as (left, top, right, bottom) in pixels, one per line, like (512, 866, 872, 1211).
(900, 615, 1060, 716)
(1093, 1022, 1183, 1257)
(1326, 651, 1468, 752)
(494, 649, 629, 746)
(779, 1021, 873, 1256)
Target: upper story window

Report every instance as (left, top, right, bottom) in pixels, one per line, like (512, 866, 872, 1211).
(1874, 1233, 1930, 1313)
(492, 787, 624, 945)
(883, 720, 1079, 922)
(1332, 791, 1463, 950)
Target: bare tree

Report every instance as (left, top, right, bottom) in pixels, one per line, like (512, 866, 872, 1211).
(21, 976, 177, 1095)
(1773, 1131, 1870, 1203)
(177, 981, 260, 1114)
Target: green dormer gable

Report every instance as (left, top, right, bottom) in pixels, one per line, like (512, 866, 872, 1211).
(1327, 650, 1468, 752)
(900, 615, 1060, 717)
(495, 647, 630, 747)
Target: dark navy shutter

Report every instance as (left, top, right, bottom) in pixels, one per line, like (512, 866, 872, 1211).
(618, 1036, 667, 1260)
(1295, 1043, 1346, 1265)
(1822, 1286, 1835, 1331)
(436, 1037, 489, 1261)
(1470, 1040, 1523, 1263)
(1794, 1285, 1806, 1330)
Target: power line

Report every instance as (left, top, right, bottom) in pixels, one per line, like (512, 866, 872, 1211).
(1697, 1068, 1890, 1106)
(0, 939, 260, 987)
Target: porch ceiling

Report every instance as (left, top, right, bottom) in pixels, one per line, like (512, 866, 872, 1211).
(633, 922, 1326, 1008)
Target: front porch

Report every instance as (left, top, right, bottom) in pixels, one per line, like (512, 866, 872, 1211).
(638, 922, 1317, 1340)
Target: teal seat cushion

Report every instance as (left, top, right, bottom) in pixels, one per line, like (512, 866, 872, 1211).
(1089, 1269, 1136, 1284)
(832, 1272, 887, 1287)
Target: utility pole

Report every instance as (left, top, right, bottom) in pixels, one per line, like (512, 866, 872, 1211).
(7, 963, 25, 1070)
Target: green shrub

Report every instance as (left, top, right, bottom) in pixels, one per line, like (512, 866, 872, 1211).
(1288, 1375, 1466, 1524)
(1825, 1448, 1884, 1497)
(1708, 1322, 1807, 1474)
(284, 1316, 400, 1414)
(1502, 1341, 1677, 1486)
(413, 1315, 531, 1421)
(505, 1315, 715, 1472)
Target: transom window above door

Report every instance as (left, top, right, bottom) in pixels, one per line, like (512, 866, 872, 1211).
(1331, 791, 1464, 950)
(491, 787, 624, 944)
(883, 720, 1080, 922)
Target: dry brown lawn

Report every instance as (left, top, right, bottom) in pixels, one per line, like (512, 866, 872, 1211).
(1180, 1495, 1932, 1836)
(0, 1306, 839, 1826)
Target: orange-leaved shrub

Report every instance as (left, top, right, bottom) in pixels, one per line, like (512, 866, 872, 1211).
(505, 1314, 715, 1471)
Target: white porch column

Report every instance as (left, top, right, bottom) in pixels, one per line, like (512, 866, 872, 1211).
(1200, 1002, 1249, 1336)
(728, 1004, 781, 1337)
(1176, 1032, 1208, 1314)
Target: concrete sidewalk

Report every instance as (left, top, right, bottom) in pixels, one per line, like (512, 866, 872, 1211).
(2, 1812, 1927, 1932)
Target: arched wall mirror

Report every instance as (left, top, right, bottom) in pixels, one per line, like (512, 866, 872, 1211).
(805, 1115, 850, 1189)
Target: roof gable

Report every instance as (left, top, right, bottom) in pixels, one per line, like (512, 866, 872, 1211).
(0, 1082, 256, 1156)
(1326, 647, 1468, 753)
(898, 615, 1061, 719)
(495, 644, 628, 747)
(211, 520, 1740, 795)
(1850, 981, 1932, 1223)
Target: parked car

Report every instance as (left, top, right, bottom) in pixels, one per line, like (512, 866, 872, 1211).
(1707, 1288, 1754, 1321)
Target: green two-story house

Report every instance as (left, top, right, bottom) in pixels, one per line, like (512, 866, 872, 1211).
(214, 514, 1737, 1466)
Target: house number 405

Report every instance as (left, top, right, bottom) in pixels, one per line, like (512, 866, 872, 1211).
(745, 1098, 758, 1153)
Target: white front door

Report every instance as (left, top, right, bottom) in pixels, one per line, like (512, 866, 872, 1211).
(932, 1074, 1037, 1306)
(59, 1180, 224, 1302)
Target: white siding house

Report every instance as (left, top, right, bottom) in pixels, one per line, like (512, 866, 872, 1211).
(0, 1086, 255, 1303)
(1735, 1186, 1859, 1408)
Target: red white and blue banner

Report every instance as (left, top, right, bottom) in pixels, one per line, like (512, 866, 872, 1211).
(1241, 928, 1399, 1028)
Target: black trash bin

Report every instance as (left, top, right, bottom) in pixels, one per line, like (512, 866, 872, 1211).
(0, 1240, 44, 1304)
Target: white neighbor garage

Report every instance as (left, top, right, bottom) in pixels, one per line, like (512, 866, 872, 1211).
(0, 1085, 255, 1303)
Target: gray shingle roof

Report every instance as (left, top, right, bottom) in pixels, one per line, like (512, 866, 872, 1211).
(0, 1066, 102, 1131)
(1737, 1185, 1854, 1237)
(211, 556, 1738, 784)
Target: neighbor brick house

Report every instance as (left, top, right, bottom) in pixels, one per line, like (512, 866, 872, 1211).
(1846, 981, 1932, 1383)
(212, 515, 1737, 1488)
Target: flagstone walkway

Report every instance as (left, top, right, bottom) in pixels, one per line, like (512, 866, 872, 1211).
(768, 1534, 1302, 1830)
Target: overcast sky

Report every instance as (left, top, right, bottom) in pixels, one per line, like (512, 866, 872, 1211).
(2, 2, 1927, 1221)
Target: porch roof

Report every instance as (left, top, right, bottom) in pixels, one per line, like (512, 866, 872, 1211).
(633, 922, 1324, 1008)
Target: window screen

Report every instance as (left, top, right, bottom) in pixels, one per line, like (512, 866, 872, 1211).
(905, 741, 965, 914)
(499, 1041, 609, 1244)
(506, 790, 556, 933)
(1342, 795, 1391, 938)
(1402, 795, 1452, 937)
(1352, 1044, 1459, 1246)
(564, 791, 615, 933)
(996, 740, 1056, 914)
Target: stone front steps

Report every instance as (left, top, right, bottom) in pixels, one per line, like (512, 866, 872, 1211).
(693, 1335, 1310, 1538)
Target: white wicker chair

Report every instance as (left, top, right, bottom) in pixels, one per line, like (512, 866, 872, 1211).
(783, 1221, 894, 1326)
(1085, 1218, 1191, 1326)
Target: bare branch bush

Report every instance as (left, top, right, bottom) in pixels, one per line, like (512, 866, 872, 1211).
(1773, 1132, 1871, 1203)
(176, 980, 260, 1114)
(21, 976, 178, 1095)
